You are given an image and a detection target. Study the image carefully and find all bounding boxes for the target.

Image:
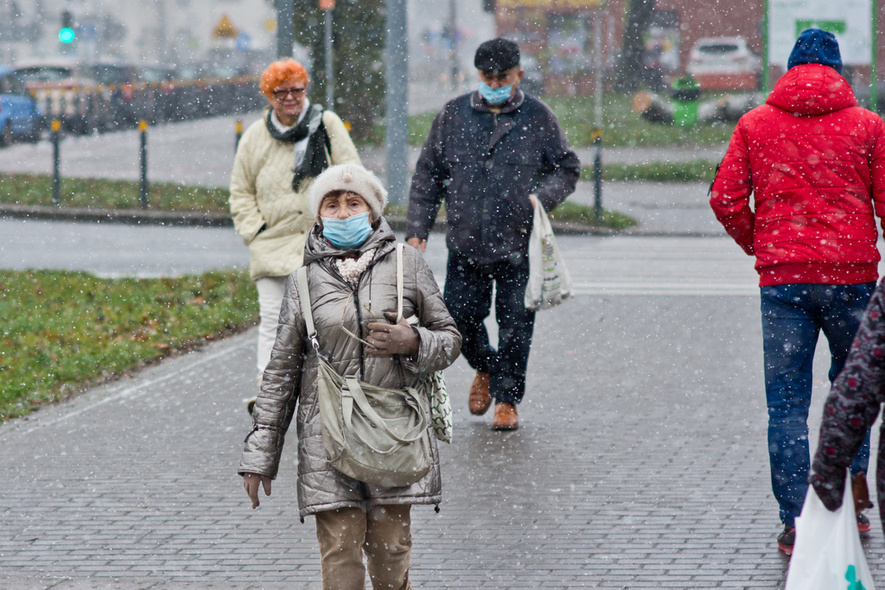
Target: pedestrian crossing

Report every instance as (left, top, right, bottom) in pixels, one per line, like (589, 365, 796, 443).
(419, 235, 762, 297)
(560, 235, 760, 296)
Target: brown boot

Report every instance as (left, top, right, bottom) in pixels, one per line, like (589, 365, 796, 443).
(853, 472, 874, 532)
(491, 402, 519, 431)
(468, 371, 491, 415)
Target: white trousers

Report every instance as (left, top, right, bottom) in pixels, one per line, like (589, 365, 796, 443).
(254, 276, 289, 378)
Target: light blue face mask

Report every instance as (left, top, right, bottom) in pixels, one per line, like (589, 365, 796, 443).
(321, 211, 373, 249)
(479, 82, 513, 106)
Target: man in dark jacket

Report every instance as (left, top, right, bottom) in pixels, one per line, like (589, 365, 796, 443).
(406, 38, 580, 431)
(710, 29, 885, 555)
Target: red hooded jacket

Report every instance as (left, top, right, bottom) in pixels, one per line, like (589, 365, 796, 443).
(710, 64, 885, 286)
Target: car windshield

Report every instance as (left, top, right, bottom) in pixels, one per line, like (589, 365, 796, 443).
(86, 66, 135, 85)
(14, 67, 73, 82)
(140, 68, 172, 83)
(699, 44, 740, 55)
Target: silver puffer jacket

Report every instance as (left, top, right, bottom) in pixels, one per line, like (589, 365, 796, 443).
(239, 218, 461, 518)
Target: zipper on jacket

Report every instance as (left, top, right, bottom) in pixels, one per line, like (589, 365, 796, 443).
(353, 288, 366, 381)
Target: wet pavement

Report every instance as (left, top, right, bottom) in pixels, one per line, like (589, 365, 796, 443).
(2, 115, 884, 589)
(2, 230, 885, 588)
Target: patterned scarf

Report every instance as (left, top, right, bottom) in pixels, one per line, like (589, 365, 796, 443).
(335, 248, 377, 287)
(264, 104, 331, 189)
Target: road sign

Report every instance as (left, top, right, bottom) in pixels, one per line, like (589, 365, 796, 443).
(213, 14, 238, 39)
(236, 32, 252, 51)
(320, 0, 335, 9)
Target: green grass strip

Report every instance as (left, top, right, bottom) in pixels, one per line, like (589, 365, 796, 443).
(0, 269, 258, 422)
(0, 173, 231, 214)
(383, 202, 636, 231)
(581, 159, 719, 183)
(0, 172, 636, 231)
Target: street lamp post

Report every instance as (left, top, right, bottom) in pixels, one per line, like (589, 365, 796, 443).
(276, 0, 294, 58)
(321, 0, 335, 109)
(385, 0, 409, 205)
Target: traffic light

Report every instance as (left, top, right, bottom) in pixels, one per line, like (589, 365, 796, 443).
(59, 10, 75, 43)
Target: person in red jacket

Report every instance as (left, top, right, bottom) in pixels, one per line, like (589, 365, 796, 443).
(710, 28, 885, 556)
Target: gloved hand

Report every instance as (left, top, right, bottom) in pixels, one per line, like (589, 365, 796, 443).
(366, 312, 419, 357)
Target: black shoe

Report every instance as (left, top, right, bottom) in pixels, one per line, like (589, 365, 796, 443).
(777, 525, 795, 555)
(858, 511, 872, 533)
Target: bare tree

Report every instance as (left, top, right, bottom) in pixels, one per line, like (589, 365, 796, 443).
(614, 0, 656, 92)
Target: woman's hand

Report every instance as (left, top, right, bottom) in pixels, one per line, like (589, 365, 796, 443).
(366, 312, 419, 357)
(243, 473, 272, 509)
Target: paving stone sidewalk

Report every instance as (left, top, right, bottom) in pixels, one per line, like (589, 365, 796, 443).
(2, 290, 883, 589)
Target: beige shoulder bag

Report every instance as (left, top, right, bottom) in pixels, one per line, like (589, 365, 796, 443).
(295, 262, 432, 488)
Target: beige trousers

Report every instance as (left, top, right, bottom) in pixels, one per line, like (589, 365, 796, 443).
(314, 504, 413, 590)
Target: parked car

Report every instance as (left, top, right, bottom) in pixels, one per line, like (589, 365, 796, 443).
(13, 59, 103, 135)
(686, 36, 761, 91)
(0, 66, 42, 146)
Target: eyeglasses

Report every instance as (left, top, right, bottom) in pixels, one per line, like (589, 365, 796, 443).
(272, 87, 306, 98)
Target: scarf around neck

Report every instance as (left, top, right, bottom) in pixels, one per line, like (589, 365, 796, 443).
(265, 104, 331, 189)
(335, 248, 377, 286)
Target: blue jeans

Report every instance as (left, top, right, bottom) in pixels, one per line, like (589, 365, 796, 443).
(444, 251, 536, 405)
(760, 283, 875, 527)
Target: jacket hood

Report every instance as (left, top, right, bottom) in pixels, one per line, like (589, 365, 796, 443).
(766, 63, 857, 116)
(303, 216, 397, 265)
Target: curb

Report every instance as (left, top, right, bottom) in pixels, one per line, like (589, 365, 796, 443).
(0, 204, 653, 237)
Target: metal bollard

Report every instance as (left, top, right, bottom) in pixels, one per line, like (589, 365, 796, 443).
(235, 119, 243, 152)
(592, 128, 602, 224)
(139, 120, 148, 209)
(51, 119, 62, 205)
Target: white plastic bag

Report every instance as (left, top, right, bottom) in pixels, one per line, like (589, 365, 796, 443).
(785, 472, 876, 590)
(524, 204, 573, 311)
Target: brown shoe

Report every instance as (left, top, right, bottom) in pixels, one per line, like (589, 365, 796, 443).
(492, 402, 519, 431)
(851, 472, 874, 533)
(468, 371, 492, 415)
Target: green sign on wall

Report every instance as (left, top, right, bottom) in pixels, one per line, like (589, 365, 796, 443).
(769, 0, 871, 67)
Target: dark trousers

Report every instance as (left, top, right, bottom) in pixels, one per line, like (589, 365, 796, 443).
(444, 251, 536, 405)
(760, 282, 875, 527)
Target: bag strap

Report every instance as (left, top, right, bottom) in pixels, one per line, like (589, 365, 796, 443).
(345, 376, 428, 450)
(396, 242, 404, 322)
(295, 266, 321, 353)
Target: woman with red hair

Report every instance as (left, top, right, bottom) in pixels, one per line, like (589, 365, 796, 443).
(230, 58, 360, 384)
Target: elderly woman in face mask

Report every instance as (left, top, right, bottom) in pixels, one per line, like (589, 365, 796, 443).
(229, 58, 360, 384)
(238, 163, 461, 590)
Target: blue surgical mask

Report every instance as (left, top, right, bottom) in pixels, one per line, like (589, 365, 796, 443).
(321, 212, 373, 249)
(479, 82, 512, 106)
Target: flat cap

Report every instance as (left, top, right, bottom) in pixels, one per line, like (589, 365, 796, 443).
(474, 38, 520, 73)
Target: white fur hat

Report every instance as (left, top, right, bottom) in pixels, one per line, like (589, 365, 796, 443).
(309, 163, 388, 220)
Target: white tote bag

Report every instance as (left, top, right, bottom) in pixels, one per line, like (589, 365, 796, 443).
(785, 473, 876, 590)
(524, 204, 573, 311)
